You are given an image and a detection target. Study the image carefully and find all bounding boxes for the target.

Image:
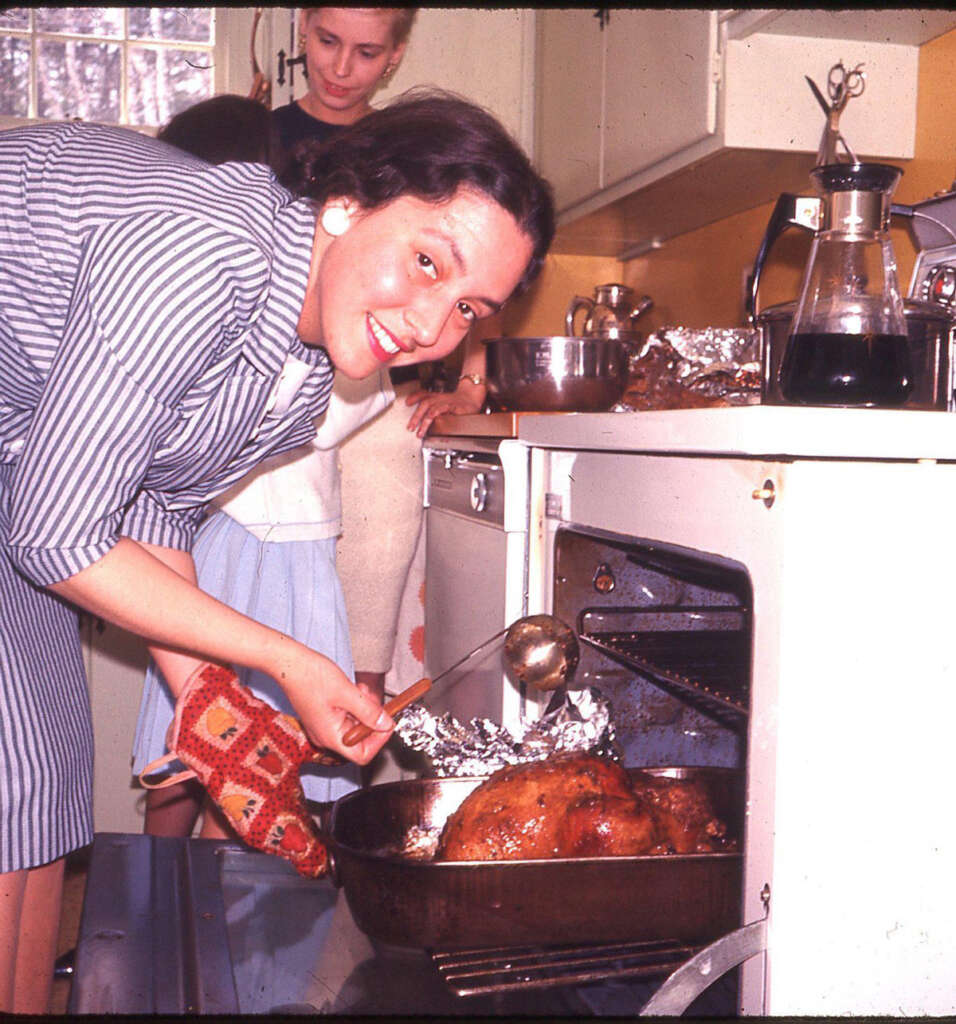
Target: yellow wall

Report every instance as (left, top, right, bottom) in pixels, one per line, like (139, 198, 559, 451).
(523, 30, 956, 334)
(474, 252, 623, 342)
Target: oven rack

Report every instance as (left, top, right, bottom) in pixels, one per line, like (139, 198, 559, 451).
(431, 937, 699, 997)
(578, 606, 750, 730)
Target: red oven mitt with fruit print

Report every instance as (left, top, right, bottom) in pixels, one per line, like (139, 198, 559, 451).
(139, 662, 340, 878)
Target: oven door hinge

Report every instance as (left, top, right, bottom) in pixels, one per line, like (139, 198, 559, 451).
(544, 492, 563, 520)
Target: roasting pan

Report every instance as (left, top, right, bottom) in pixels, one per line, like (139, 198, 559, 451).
(319, 766, 743, 950)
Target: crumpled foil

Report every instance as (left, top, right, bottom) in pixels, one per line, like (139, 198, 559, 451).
(613, 326, 761, 410)
(393, 686, 620, 777)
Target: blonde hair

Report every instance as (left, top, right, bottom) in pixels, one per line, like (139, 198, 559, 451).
(301, 8, 418, 47)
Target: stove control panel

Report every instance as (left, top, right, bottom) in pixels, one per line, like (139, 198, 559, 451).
(910, 242, 956, 310)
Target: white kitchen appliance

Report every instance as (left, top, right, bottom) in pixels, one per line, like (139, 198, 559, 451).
(422, 436, 535, 728)
(513, 406, 956, 1016)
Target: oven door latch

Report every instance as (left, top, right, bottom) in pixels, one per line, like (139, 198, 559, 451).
(752, 479, 776, 508)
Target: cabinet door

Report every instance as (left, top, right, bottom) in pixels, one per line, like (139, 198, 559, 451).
(603, 9, 718, 189)
(534, 8, 604, 210)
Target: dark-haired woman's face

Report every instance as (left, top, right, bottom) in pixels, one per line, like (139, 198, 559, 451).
(300, 188, 533, 379)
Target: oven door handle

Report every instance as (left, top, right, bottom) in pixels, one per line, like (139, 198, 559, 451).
(639, 917, 768, 1016)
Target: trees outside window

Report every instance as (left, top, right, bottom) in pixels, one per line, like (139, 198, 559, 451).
(0, 7, 215, 127)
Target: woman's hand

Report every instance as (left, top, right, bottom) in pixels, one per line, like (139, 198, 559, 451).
(404, 377, 486, 438)
(273, 646, 393, 764)
(50, 537, 394, 765)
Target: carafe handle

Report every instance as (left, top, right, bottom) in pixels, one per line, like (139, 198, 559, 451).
(566, 295, 594, 336)
(745, 193, 821, 323)
(629, 295, 654, 324)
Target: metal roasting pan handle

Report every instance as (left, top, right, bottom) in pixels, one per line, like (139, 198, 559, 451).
(341, 677, 432, 747)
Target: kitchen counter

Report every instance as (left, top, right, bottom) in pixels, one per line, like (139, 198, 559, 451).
(431, 406, 956, 461)
(430, 410, 564, 438)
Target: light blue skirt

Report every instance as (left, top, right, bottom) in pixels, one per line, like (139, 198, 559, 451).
(132, 511, 360, 802)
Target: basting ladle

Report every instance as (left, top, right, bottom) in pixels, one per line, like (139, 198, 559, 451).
(501, 613, 579, 692)
(342, 613, 578, 746)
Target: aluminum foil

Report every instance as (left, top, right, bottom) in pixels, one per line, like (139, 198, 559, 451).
(393, 686, 620, 777)
(613, 326, 761, 410)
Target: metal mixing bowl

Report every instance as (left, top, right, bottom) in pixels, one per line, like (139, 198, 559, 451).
(483, 336, 633, 412)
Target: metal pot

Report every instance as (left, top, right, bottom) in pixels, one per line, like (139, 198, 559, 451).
(757, 299, 955, 409)
(483, 336, 633, 412)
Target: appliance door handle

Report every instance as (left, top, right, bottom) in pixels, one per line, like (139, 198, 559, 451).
(639, 917, 768, 1016)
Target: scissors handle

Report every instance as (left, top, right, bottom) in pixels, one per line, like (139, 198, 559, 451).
(827, 61, 866, 104)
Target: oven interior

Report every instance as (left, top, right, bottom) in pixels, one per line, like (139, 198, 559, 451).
(426, 527, 755, 1010)
(553, 525, 752, 770)
(70, 525, 755, 1018)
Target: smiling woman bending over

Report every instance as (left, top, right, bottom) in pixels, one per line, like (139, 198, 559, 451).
(0, 89, 553, 1013)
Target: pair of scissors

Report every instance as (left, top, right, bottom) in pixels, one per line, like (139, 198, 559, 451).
(805, 61, 866, 166)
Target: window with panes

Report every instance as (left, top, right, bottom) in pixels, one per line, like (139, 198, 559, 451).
(0, 6, 216, 128)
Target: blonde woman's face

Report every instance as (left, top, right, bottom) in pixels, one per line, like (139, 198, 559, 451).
(300, 8, 405, 124)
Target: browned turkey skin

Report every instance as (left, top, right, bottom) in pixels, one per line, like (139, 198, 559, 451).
(437, 753, 734, 862)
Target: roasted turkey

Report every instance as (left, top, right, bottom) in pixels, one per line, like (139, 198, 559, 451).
(437, 752, 734, 861)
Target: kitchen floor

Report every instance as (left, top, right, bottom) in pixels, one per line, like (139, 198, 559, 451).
(51, 846, 90, 1016)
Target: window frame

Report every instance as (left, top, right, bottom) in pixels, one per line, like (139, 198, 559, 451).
(0, 8, 257, 132)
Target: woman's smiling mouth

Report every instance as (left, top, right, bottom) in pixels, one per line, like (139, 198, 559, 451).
(322, 79, 353, 100)
(367, 312, 404, 361)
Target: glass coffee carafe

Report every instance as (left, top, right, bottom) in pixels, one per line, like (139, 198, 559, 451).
(779, 162, 911, 406)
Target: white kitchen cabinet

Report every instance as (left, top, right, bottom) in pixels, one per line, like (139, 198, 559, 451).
(537, 8, 717, 213)
(536, 9, 718, 210)
(537, 7, 956, 249)
(603, 11, 717, 189)
(533, 9, 604, 208)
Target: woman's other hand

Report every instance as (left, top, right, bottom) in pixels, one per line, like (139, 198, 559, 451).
(404, 376, 486, 438)
(403, 330, 489, 437)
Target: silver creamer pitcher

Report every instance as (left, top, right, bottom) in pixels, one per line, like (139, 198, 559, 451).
(565, 283, 652, 343)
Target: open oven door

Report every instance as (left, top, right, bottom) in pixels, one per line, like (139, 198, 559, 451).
(640, 917, 767, 1016)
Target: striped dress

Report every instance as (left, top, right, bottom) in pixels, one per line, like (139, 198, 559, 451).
(0, 121, 332, 871)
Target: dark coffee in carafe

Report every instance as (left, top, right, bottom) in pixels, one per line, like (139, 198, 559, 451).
(780, 162, 910, 407)
(780, 331, 913, 406)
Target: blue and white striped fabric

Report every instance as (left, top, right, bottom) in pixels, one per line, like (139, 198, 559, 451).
(0, 121, 332, 870)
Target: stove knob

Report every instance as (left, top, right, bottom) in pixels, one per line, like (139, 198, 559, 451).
(927, 265, 956, 307)
(470, 472, 489, 512)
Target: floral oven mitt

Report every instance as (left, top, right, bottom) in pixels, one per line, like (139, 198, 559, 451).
(139, 662, 341, 878)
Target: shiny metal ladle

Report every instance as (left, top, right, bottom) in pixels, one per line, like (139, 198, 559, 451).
(502, 613, 579, 692)
(342, 613, 578, 746)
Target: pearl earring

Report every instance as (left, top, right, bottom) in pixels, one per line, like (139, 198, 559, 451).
(321, 206, 350, 237)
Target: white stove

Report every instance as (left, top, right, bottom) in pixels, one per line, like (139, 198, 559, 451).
(431, 403, 956, 1015)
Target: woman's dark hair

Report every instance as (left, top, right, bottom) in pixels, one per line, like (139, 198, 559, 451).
(158, 94, 272, 165)
(280, 88, 555, 298)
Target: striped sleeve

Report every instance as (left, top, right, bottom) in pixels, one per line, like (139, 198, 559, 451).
(121, 495, 205, 552)
(6, 211, 270, 586)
